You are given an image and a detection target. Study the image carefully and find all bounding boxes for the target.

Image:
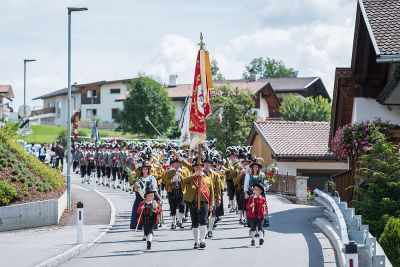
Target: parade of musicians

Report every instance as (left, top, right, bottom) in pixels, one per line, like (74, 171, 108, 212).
(1, 1, 400, 267)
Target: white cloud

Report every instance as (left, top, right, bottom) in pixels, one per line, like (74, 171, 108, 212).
(145, 35, 198, 84)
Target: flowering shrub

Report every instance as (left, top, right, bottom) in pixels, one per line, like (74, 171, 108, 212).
(331, 118, 395, 158)
(264, 163, 278, 182)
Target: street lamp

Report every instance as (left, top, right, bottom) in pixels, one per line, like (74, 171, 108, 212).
(67, 7, 88, 210)
(23, 59, 36, 120)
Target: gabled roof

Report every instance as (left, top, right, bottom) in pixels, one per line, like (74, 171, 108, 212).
(0, 85, 14, 99)
(248, 120, 336, 160)
(359, 0, 400, 62)
(32, 87, 79, 100)
(167, 77, 328, 100)
(75, 78, 134, 88)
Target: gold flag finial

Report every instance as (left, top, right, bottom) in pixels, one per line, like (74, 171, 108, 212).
(198, 32, 205, 50)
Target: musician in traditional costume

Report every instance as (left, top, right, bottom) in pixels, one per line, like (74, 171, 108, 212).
(203, 157, 221, 238)
(235, 156, 253, 226)
(94, 145, 104, 184)
(182, 160, 214, 249)
(111, 145, 121, 189)
(79, 146, 88, 183)
(246, 183, 268, 246)
(224, 150, 238, 212)
(137, 188, 162, 250)
(163, 158, 186, 229)
(104, 145, 113, 187)
(86, 146, 96, 184)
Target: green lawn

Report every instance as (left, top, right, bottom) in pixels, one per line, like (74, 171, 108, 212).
(19, 124, 127, 144)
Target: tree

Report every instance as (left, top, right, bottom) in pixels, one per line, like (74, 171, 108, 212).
(210, 59, 225, 81)
(243, 57, 297, 79)
(379, 217, 400, 267)
(353, 131, 400, 239)
(116, 76, 175, 137)
(206, 85, 257, 151)
(280, 95, 331, 122)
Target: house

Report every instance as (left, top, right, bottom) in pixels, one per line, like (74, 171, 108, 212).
(247, 120, 348, 190)
(32, 79, 131, 129)
(330, 0, 400, 201)
(31, 87, 80, 126)
(0, 85, 14, 123)
(165, 76, 330, 122)
(32, 75, 329, 129)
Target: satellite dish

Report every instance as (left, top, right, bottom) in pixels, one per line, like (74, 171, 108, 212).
(18, 105, 32, 117)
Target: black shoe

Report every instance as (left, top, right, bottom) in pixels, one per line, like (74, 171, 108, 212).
(259, 238, 264, 246)
(251, 240, 255, 246)
(180, 224, 184, 230)
(147, 241, 151, 250)
(142, 237, 146, 241)
(182, 217, 187, 222)
(228, 204, 231, 208)
(255, 232, 259, 237)
(199, 242, 206, 249)
(239, 220, 244, 225)
(171, 224, 176, 230)
(193, 243, 199, 249)
(207, 231, 213, 238)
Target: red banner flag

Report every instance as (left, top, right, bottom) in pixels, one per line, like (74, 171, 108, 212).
(189, 49, 212, 149)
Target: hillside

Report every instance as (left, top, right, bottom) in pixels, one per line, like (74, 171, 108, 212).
(0, 129, 65, 206)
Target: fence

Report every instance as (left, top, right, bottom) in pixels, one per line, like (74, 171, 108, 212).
(268, 173, 296, 196)
(314, 189, 391, 267)
(331, 170, 354, 203)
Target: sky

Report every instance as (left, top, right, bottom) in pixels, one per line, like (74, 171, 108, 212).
(0, 0, 357, 110)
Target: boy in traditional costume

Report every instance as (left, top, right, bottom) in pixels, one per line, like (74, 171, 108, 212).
(246, 183, 268, 246)
(137, 189, 162, 250)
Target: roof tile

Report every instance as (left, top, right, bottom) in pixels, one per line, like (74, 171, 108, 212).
(255, 120, 333, 157)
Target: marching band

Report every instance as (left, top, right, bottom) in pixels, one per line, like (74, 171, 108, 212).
(71, 141, 271, 250)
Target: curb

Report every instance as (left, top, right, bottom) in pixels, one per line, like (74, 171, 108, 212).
(35, 189, 116, 267)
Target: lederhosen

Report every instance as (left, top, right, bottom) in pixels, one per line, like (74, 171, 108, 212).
(143, 202, 157, 236)
(111, 151, 121, 181)
(120, 150, 127, 183)
(125, 154, 134, 183)
(169, 170, 185, 216)
(236, 173, 245, 211)
(73, 149, 80, 171)
(105, 152, 112, 178)
(95, 150, 104, 178)
(80, 151, 88, 177)
(87, 151, 95, 177)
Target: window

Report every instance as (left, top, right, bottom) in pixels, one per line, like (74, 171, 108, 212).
(86, 109, 97, 118)
(56, 102, 61, 118)
(110, 88, 121, 94)
(87, 89, 97, 98)
(112, 108, 119, 120)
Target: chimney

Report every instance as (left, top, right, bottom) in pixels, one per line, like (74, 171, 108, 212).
(168, 75, 178, 87)
(249, 73, 258, 82)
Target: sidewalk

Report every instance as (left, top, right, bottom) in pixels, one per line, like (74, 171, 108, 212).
(0, 185, 112, 267)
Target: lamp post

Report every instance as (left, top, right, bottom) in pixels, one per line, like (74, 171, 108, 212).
(67, 7, 88, 210)
(23, 59, 36, 120)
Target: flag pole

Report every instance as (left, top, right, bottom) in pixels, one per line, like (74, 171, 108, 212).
(197, 33, 205, 211)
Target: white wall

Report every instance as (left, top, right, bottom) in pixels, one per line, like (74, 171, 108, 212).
(173, 100, 185, 122)
(81, 83, 127, 122)
(259, 94, 269, 120)
(352, 97, 400, 125)
(276, 161, 349, 176)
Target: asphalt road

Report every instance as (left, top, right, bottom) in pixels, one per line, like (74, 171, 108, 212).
(62, 174, 336, 267)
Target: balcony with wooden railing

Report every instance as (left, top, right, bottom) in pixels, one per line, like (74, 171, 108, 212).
(31, 107, 56, 117)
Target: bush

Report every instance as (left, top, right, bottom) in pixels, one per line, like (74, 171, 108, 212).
(0, 129, 64, 190)
(379, 217, 400, 267)
(0, 180, 18, 206)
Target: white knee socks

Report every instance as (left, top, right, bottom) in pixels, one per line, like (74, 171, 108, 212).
(192, 228, 199, 244)
(199, 225, 207, 243)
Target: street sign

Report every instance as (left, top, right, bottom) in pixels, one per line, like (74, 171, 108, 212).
(18, 105, 32, 117)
